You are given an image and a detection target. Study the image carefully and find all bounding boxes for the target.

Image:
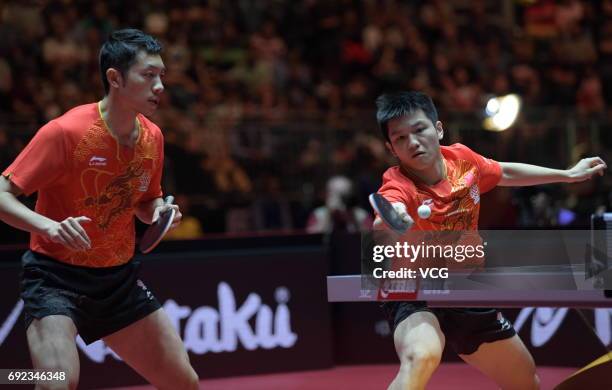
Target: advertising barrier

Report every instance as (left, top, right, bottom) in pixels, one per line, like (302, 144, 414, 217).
(0, 233, 610, 388)
(0, 235, 333, 388)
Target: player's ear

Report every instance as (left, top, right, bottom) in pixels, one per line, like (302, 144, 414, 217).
(385, 141, 397, 158)
(106, 68, 123, 90)
(435, 121, 444, 140)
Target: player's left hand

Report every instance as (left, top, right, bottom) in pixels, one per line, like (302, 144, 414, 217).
(152, 203, 182, 229)
(566, 157, 607, 183)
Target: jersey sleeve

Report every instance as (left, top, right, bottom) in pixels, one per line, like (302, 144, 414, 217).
(377, 168, 418, 209)
(378, 182, 409, 205)
(458, 144, 502, 193)
(2, 121, 67, 195)
(139, 130, 164, 202)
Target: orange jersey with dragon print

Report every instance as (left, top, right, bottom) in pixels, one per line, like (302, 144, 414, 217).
(3, 103, 164, 267)
(378, 143, 501, 232)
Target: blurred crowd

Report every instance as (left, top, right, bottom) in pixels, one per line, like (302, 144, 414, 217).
(0, 0, 611, 242)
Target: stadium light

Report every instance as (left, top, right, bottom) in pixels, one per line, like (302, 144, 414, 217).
(483, 94, 521, 132)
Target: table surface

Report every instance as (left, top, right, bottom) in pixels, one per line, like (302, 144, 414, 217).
(327, 266, 612, 307)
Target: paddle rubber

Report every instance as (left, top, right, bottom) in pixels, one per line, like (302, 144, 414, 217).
(139, 195, 175, 254)
(369, 193, 411, 234)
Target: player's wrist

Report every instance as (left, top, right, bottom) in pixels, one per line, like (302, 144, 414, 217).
(135, 198, 160, 224)
(563, 168, 579, 183)
(36, 217, 58, 238)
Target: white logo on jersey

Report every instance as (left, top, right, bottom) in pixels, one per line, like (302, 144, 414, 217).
(89, 156, 107, 166)
(139, 173, 151, 192)
(469, 184, 480, 205)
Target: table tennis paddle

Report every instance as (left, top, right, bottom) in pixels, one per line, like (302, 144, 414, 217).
(369, 193, 411, 234)
(139, 195, 175, 254)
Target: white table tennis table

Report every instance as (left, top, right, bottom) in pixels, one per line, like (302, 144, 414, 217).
(327, 274, 612, 308)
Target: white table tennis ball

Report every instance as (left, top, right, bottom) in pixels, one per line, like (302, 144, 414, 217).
(417, 204, 431, 219)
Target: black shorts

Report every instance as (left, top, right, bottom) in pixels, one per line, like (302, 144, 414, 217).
(20, 251, 161, 345)
(381, 301, 516, 355)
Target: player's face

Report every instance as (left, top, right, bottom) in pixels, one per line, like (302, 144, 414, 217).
(386, 110, 444, 171)
(118, 50, 165, 116)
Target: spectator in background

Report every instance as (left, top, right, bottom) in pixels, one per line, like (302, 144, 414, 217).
(203, 147, 253, 196)
(0, 128, 16, 170)
(307, 175, 372, 233)
(252, 174, 293, 232)
(0, 0, 609, 236)
(576, 68, 605, 116)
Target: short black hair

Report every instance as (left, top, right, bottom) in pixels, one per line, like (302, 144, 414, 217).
(375, 91, 438, 142)
(99, 29, 162, 94)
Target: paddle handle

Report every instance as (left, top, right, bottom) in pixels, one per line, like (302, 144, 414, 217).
(157, 196, 175, 223)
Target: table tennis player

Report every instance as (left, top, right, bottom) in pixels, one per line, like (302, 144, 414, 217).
(374, 90, 606, 390)
(0, 29, 198, 389)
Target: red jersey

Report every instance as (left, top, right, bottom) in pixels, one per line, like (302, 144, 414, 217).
(3, 103, 164, 267)
(378, 143, 502, 231)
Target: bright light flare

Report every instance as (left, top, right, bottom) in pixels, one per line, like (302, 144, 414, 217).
(483, 94, 521, 132)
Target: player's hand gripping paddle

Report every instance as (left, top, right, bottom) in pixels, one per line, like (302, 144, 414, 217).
(140, 196, 175, 254)
(369, 193, 413, 234)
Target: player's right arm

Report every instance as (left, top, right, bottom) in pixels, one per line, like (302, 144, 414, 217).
(0, 176, 91, 250)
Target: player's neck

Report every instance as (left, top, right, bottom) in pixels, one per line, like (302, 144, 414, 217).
(400, 157, 446, 186)
(99, 96, 139, 146)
